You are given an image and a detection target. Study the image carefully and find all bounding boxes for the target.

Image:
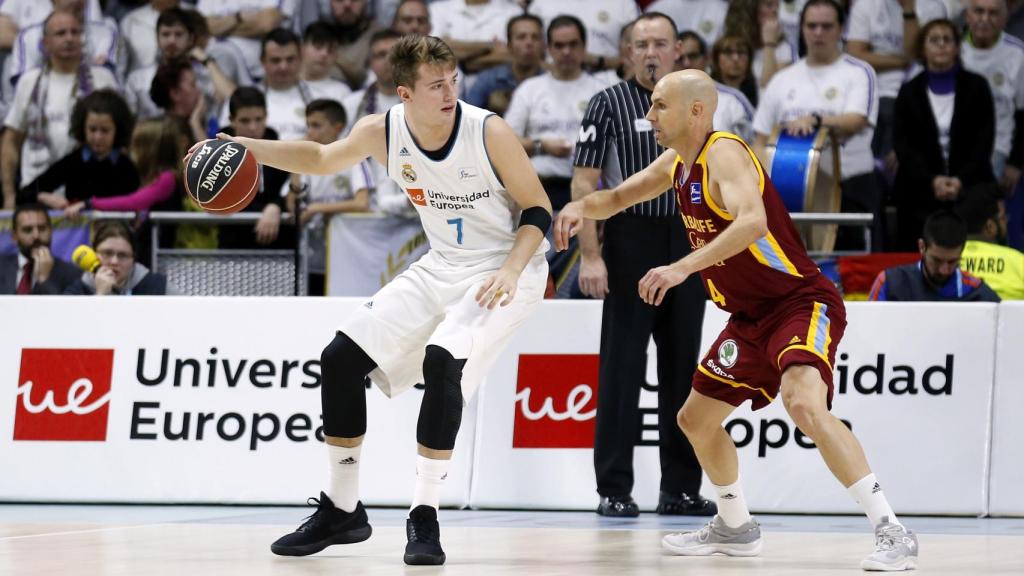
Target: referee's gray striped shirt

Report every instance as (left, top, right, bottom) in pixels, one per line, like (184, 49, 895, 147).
(573, 79, 676, 217)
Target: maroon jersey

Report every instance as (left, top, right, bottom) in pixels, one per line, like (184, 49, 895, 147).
(673, 132, 831, 318)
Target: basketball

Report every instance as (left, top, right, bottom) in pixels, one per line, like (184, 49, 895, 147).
(184, 139, 260, 214)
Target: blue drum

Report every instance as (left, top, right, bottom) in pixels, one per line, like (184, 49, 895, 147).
(766, 127, 841, 252)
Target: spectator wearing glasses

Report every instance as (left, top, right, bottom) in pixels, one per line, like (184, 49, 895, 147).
(710, 35, 759, 107)
(678, 30, 756, 141)
(64, 220, 179, 295)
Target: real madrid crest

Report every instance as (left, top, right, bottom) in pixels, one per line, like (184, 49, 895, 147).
(598, 10, 609, 23)
(700, 20, 713, 34)
(402, 163, 417, 183)
(994, 72, 1005, 87)
(825, 87, 837, 100)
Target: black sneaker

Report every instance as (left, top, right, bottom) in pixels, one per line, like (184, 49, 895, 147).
(270, 492, 372, 556)
(656, 491, 718, 516)
(596, 494, 640, 517)
(403, 505, 446, 565)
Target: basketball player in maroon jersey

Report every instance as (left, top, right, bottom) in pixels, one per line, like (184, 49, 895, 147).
(554, 69, 917, 571)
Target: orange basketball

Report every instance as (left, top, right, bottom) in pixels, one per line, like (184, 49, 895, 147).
(183, 139, 260, 214)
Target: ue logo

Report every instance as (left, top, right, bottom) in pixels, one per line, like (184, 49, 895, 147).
(14, 349, 114, 441)
(512, 354, 598, 448)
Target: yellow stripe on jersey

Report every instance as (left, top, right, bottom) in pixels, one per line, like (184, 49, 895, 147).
(748, 232, 802, 276)
(776, 302, 833, 369)
(697, 363, 774, 403)
(695, 132, 766, 222)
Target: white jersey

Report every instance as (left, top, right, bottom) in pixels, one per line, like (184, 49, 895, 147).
(754, 55, 879, 178)
(504, 72, 608, 179)
(528, 0, 639, 58)
(961, 33, 1024, 158)
(386, 101, 547, 257)
(714, 83, 755, 142)
(196, 0, 297, 80)
(847, 0, 948, 98)
(265, 83, 313, 141)
(0, 0, 102, 28)
(646, 0, 727, 46)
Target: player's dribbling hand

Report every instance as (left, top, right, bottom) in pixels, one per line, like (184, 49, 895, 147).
(638, 264, 689, 306)
(183, 133, 239, 165)
(553, 201, 584, 251)
(475, 268, 519, 309)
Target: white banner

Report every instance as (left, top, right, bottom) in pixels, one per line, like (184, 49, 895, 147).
(0, 297, 474, 506)
(471, 301, 996, 515)
(326, 214, 428, 296)
(989, 302, 1024, 516)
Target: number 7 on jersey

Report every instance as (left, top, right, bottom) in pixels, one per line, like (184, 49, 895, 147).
(447, 217, 464, 244)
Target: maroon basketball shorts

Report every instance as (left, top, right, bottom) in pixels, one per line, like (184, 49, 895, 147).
(693, 291, 847, 411)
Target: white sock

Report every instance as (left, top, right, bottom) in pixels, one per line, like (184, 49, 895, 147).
(326, 444, 361, 512)
(411, 455, 451, 511)
(848, 474, 899, 527)
(713, 477, 752, 528)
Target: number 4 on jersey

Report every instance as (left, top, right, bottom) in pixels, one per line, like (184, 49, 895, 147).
(447, 217, 464, 244)
(707, 278, 726, 307)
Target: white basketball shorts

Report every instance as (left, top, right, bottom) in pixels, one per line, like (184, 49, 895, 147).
(340, 249, 548, 399)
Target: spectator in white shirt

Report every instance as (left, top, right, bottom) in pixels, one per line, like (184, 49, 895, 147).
(753, 0, 882, 250)
(645, 0, 728, 47)
(257, 28, 314, 141)
(429, 0, 521, 74)
(1, 10, 117, 209)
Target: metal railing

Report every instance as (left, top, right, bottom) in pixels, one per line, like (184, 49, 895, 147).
(148, 212, 308, 296)
(790, 212, 874, 256)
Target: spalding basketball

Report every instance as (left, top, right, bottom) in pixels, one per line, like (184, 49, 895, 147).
(184, 139, 260, 214)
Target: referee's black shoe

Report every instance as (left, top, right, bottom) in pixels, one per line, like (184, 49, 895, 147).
(656, 491, 718, 516)
(596, 494, 640, 517)
(404, 505, 446, 565)
(270, 492, 372, 556)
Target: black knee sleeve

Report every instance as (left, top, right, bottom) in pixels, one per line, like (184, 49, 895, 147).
(320, 332, 377, 438)
(416, 345, 466, 451)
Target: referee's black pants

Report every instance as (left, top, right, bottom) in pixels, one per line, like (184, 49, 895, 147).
(594, 213, 706, 498)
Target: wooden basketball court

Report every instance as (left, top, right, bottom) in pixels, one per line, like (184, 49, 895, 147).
(2, 505, 1022, 575)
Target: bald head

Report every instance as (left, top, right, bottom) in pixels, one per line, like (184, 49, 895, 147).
(657, 69, 717, 115)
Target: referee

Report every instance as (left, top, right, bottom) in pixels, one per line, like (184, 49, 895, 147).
(572, 12, 714, 517)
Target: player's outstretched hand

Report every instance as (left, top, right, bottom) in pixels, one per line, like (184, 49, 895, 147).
(638, 264, 689, 306)
(183, 133, 239, 166)
(476, 268, 519, 310)
(553, 201, 585, 252)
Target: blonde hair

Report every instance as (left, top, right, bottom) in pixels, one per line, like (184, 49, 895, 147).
(388, 34, 456, 89)
(130, 118, 185, 185)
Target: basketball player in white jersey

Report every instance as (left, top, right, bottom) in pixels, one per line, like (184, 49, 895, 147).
(188, 35, 552, 565)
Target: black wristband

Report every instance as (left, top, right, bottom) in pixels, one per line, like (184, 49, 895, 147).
(519, 206, 552, 234)
(902, 11, 916, 19)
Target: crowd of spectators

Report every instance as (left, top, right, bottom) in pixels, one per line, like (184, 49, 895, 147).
(0, 0, 1022, 300)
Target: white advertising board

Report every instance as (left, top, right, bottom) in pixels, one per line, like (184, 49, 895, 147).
(0, 297, 474, 506)
(989, 302, 1024, 516)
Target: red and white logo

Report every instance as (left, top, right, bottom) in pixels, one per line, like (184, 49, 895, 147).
(513, 354, 598, 449)
(406, 188, 427, 206)
(14, 349, 114, 441)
